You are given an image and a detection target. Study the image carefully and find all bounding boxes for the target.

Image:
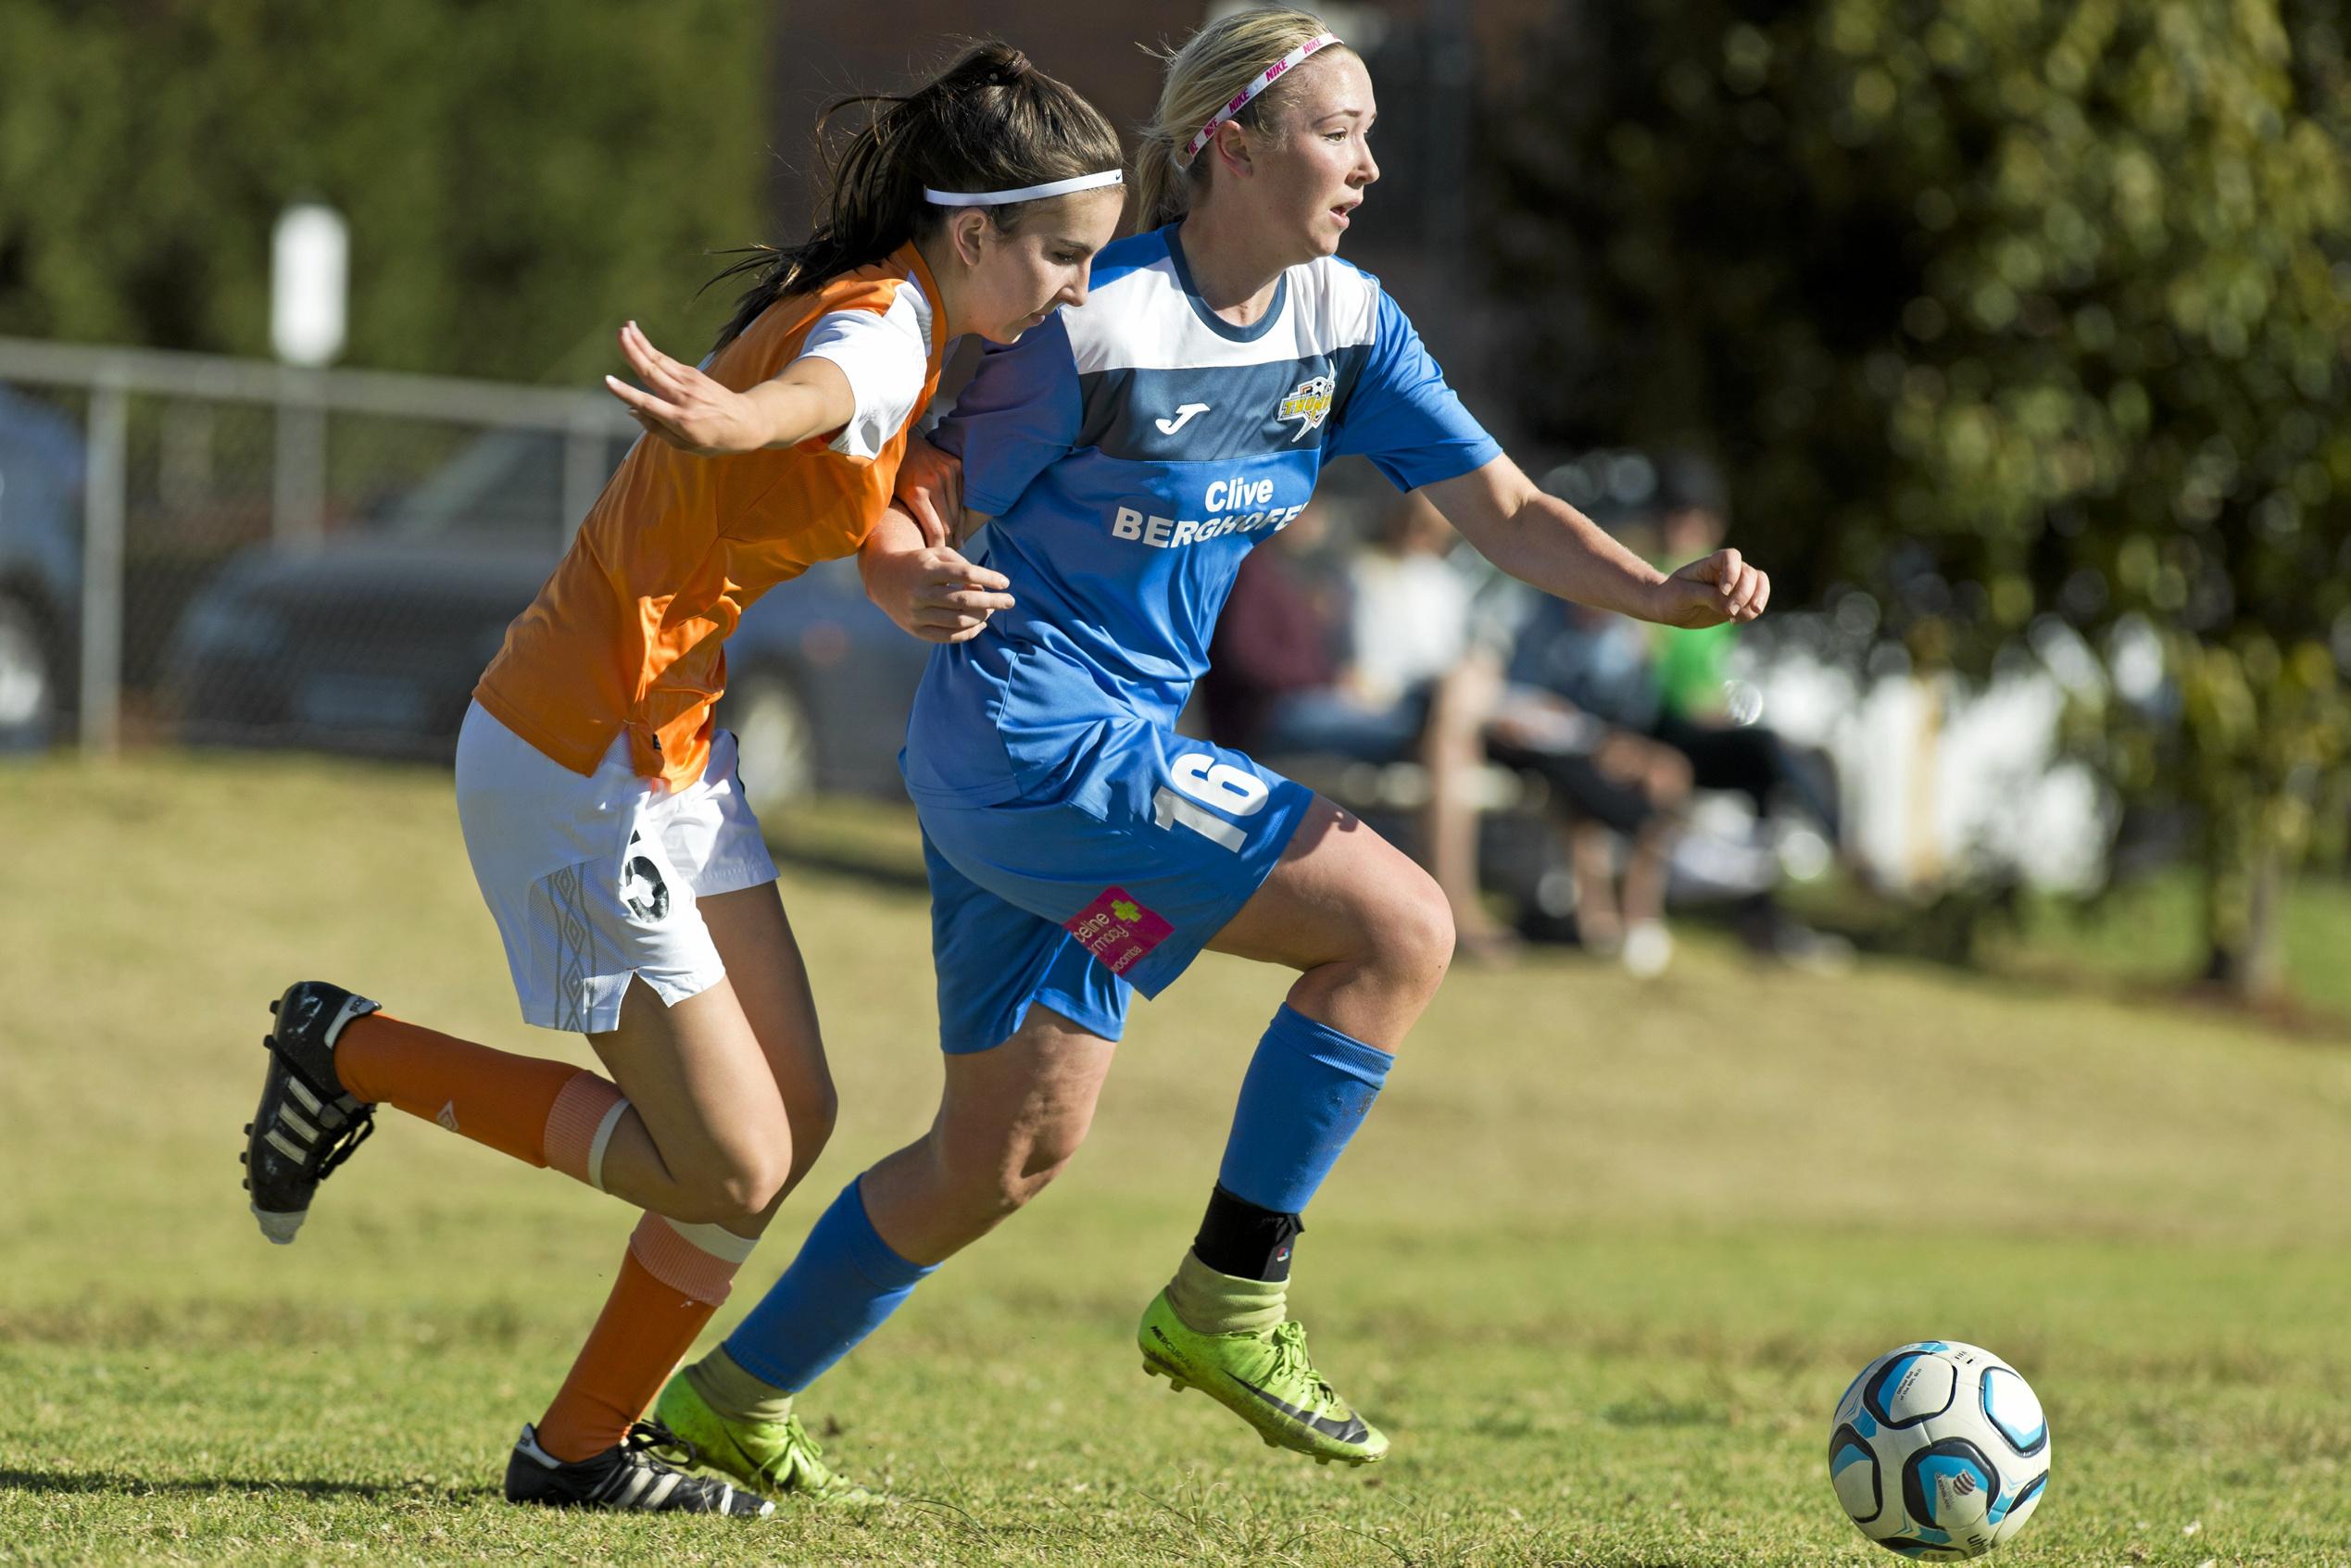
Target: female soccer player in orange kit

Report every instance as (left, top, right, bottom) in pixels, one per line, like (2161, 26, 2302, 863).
(239, 44, 1124, 1516)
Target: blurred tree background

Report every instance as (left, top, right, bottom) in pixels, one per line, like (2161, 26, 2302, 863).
(6, 0, 2349, 1002)
(1490, 0, 2351, 999)
(0, 0, 766, 382)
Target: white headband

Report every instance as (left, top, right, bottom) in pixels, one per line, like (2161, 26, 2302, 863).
(924, 169, 1124, 207)
(1183, 32, 1343, 162)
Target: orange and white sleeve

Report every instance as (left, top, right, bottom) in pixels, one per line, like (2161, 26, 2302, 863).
(796, 280, 933, 459)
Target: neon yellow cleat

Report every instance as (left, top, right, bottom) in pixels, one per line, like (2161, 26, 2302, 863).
(649, 1374, 876, 1506)
(1138, 1288, 1389, 1465)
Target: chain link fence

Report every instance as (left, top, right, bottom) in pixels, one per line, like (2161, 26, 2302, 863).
(0, 337, 638, 757)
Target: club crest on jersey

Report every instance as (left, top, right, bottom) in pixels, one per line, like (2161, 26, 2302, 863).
(1275, 374, 1335, 442)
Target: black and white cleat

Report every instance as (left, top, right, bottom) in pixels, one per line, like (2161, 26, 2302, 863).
(243, 980, 381, 1246)
(504, 1421, 774, 1515)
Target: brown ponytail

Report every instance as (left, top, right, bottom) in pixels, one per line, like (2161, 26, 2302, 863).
(708, 42, 1122, 351)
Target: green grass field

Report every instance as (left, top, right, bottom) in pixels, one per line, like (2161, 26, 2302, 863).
(5, 754, 2347, 1566)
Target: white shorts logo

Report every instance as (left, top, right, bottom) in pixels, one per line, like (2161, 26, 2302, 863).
(620, 830, 673, 922)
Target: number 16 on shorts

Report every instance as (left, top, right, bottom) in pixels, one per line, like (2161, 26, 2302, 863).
(1154, 753, 1270, 851)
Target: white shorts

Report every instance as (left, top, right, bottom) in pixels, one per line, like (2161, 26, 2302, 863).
(455, 701, 779, 1033)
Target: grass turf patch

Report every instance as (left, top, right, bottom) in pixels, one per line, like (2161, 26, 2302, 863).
(2, 752, 2346, 1565)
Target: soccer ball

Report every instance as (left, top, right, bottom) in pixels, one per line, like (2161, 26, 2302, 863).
(1828, 1341, 2050, 1560)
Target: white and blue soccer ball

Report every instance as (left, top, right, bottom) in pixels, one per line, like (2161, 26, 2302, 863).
(1828, 1341, 2050, 1561)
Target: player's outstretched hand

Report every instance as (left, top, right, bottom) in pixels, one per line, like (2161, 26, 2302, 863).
(1652, 547, 1770, 628)
(867, 540, 1013, 644)
(603, 321, 768, 456)
(894, 434, 965, 547)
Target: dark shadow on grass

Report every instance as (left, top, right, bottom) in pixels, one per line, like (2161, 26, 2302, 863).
(0, 1466, 497, 1503)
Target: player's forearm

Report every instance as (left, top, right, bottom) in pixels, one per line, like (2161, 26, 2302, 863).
(858, 506, 929, 596)
(1480, 493, 1669, 623)
(738, 377, 843, 450)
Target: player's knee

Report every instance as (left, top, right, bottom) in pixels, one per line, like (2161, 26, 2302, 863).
(1010, 1126, 1086, 1202)
(935, 1167, 1027, 1232)
(942, 1129, 1083, 1226)
(1003, 1152, 1080, 1216)
(979, 1167, 1049, 1221)
(722, 1156, 791, 1224)
(1373, 870, 1455, 998)
(675, 1144, 790, 1227)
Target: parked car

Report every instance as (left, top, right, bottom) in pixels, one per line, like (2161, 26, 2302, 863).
(0, 384, 84, 751)
(164, 428, 932, 806)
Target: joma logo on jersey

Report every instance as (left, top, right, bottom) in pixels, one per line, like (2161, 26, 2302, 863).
(1275, 374, 1335, 441)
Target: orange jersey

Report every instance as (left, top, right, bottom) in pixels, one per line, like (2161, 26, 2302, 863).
(475, 244, 948, 788)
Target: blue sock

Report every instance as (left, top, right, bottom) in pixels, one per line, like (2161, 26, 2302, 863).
(721, 1176, 937, 1394)
(1214, 1005, 1394, 1215)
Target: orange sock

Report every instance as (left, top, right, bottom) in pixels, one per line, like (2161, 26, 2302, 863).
(535, 1213, 759, 1461)
(334, 1014, 629, 1187)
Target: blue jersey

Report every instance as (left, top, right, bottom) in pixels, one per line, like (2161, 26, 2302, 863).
(902, 221, 1500, 806)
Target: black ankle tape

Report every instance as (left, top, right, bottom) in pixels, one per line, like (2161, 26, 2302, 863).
(1191, 1184, 1303, 1282)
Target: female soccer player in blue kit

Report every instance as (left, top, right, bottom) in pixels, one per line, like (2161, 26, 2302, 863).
(651, 10, 1770, 1498)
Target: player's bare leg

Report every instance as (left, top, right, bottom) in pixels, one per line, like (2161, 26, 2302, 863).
(580, 884, 836, 1224)
(1208, 797, 1454, 1048)
(580, 972, 796, 1224)
(860, 1007, 1118, 1261)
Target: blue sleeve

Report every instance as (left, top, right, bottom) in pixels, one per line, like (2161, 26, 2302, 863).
(1326, 290, 1502, 491)
(929, 314, 1083, 518)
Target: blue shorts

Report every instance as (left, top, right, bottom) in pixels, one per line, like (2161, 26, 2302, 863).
(912, 716, 1317, 1054)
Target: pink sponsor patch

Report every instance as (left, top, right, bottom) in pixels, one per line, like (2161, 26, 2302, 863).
(1064, 886, 1176, 975)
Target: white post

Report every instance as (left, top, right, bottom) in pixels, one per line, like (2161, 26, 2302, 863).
(80, 380, 129, 755)
(270, 203, 345, 546)
(271, 205, 347, 369)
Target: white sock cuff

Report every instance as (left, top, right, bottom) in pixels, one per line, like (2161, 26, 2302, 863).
(628, 1212, 758, 1305)
(585, 1097, 631, 1193)
(658, 1215, 762, 1264)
